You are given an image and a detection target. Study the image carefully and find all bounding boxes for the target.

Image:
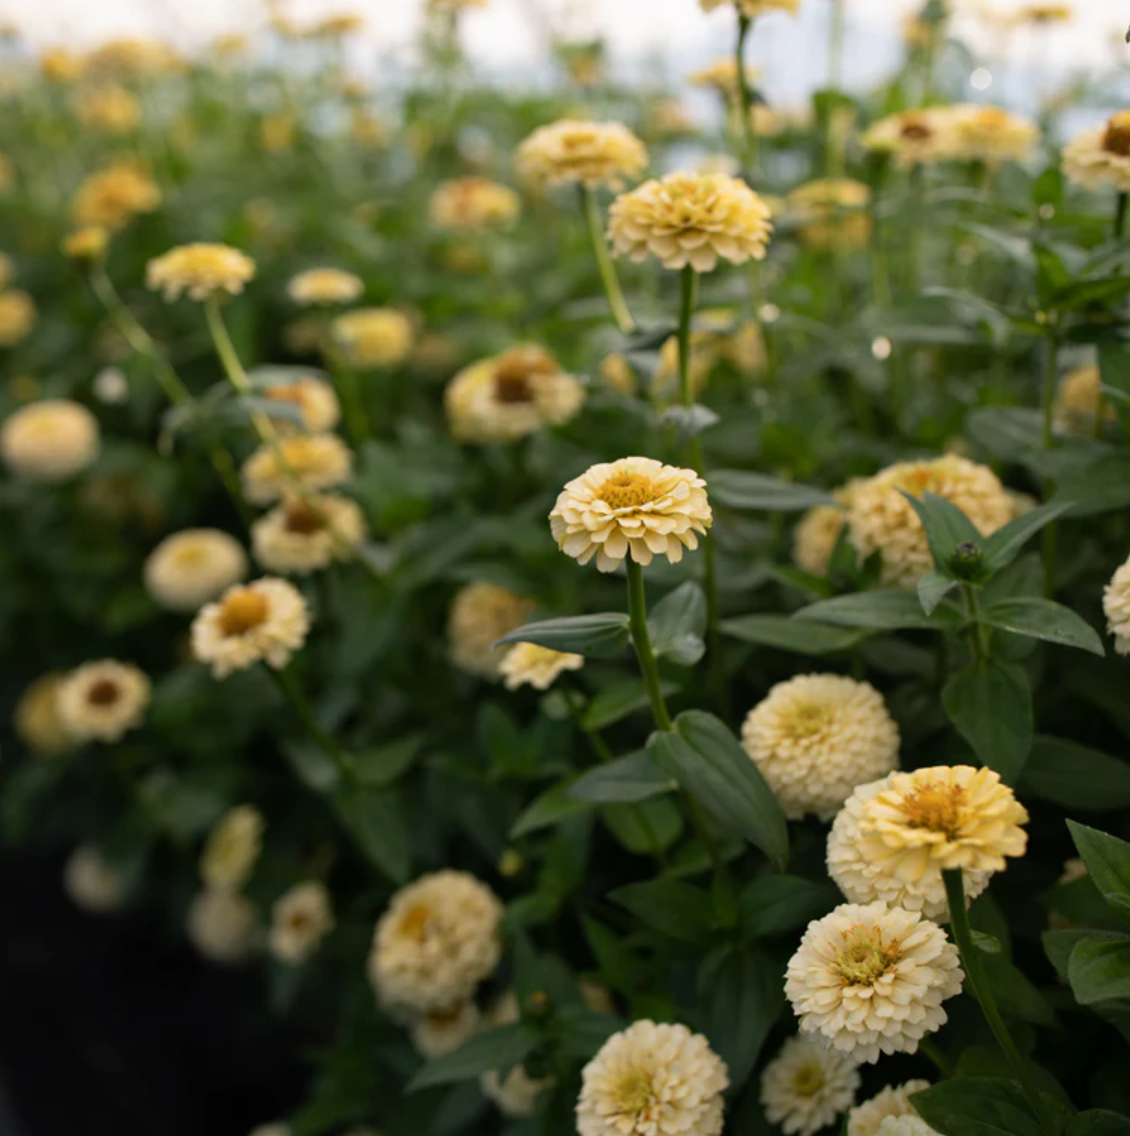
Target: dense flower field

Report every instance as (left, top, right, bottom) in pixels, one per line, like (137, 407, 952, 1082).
(2, 2, 1130, 1135)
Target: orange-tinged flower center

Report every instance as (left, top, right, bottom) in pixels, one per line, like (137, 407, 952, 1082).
(902, 782, 965, 837)
(398, 902, 432, 940)
(219, 588, 270, 636)
(833, 928, 901, 986)
(599, 472, 655, 511)
(493, 347, 557, 406)
(87, 679, 122, 706)
(1103, 112, 1130, 157)
(284, 503, 326, 535)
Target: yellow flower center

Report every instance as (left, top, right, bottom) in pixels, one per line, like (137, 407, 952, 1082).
(218, 588, 270, 636)
(832, 929, 901, 986)
(902, 782, 965, 837)
(610, 1067, 655, 1116)
(173, 544, 209, 569)
(87, 679, 122, 706)
(398, 902, 432, 940)
(284, 503, 326, 535)
(898, 468, 941, 496)
(1103, 112, 1130, 157)
(598, 472, 655, 511)
(792, 1064, 826, 1098)
(784, 699, 833, 738)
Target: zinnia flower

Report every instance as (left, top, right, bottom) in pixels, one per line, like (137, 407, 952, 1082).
(368, 870, 504, 1012)
(64, 845, 126, 914)
(499, 642, 584, 690)
(269, 881, 335, 963)
(741, 674, 900, 821)
(331, 307, 414, 369)
(1104, 552, 1130, 655)
(1054, 365, 1115, 436)
(0, 289, 37, 347)
(608, 172, 773, 272)
(144, 528, 249, 612)
(147, 243, 256, 302)
(56, 660, 150, 744)
(187, 887, 261, 964)
(1064, 112, 1130, 193)
(288, 267, 364, 306)
(14, 673, 72, 756)
(550, 457, 712, 573)
(252, 493, 366, 574)
(448, 581, 536, 679)
(409, 1001, 482, 1058)
(62, 226, 110, 261)
(78, 85, 141, 133)
(688, 58, 759, 101)
(241, 434, 353, 505)
(191, 578, 311, 679)
(760, 1036, 861, 1136)
(1, 399, 99, 481)
(848, 1081, 933, 1136)
(261, 375, 341, 433)
(862, 109, 958, 167)
(785, 901, 964, 1063)
(788, 179, 872, 250)
(200, 805, 265, 891)
(429, 177, 520, 231)
(72, 163, 160, 230)
(516, 120, 648, 189)
(947, 104, 1038, 164)
(699, 0, 800, 16)
(576, 1020, 729, 1136)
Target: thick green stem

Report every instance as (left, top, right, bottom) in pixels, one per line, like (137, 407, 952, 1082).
(735, 14, 759, 176)
(581, 185, 635, 335)
(272, 666, 357, 789)
(1040, 332, 1060, 594)
(961, 584, 990, 664)
(677, 266, 700, 411)
(1116, 192, 1128, 239)
(625, 558, 672, 731)
(944, 871, 1057, 1136)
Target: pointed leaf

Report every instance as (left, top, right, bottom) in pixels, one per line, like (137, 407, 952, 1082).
(569, 751, 676, 804)
(981, 599, 1104, 656)
(982, 501, 1074, 574)
(408, 1024, 533, 1090)
(720, 614, 864, 655)
(648, 581, 707, 666)
(1020, 737, 1130, 811)
(796, 590, 962, 631)
(942, 660, 1033, 784)
(709, 470, 835, 512)
(497, 614, 630, 659)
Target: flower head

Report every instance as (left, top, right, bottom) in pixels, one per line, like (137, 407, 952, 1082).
(64, 845, 126, 914)
(788, 179, 872, 250)
(270, 881, 335, 963)
(688, 58, 759, 101)
(429, 177, 520, 231)
(550, 457, 712, 573)
(499, 642, 584, 691)
(760, 1036, 861, 1136)
(63, 226, 110, 261)
(1104, 552, 1130, 655)
(848, 1081, 933, 1136)
(188, 887, 261, 964)
(785, 901, 964, 1063)
(78, 85, 142, 133)
(261, 375, 340, 433)
(516, 120, 648, 190)
(862, 109, 958, 167)
(793, 481, 865, 577)
(448, 581, 536, 679)
(369, 870, 503, 1012)
(410, 1001, 482, 1059)
(241, 433, 353, 505)
(192, 578, 311, 679)
(608, 172, 773, 272)
(0, 289, 37, 347)
(14, 673, 72, 757)
(741, 674, 899, 821)
(1, 399, 99, 482)
(252, 493, 367, 574)
(1064, 112, 1130, 194)
(577, 1020, 729, 1136)
(57, 660, 150, 744)
(144, 528, 249, 612)
(331, 307, 414, 369)
(288, 267, 364, 306)
(1055, 365, 1115, 436)
(147, 243, 256, 302)
(1013, 3, 1071, 24)
(72, 163, 160, 230)
(201, 805, 265, 891)
(947, 105, 1038, 164)
(699, 0, 799, 16)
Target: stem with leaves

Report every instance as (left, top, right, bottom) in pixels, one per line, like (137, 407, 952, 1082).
(580, 185, 635, 335)
(734, 14, 758, 176)
(272, 665, 357, 790)
(625, 558, 672, 732)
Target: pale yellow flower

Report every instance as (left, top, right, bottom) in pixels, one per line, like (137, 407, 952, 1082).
(0, 400, 95, 483)
(201, 805, 265, 891)
(516, 120, 648, 190)
(288, 267, 364, 307)
(785, 901, 964, 1063)
(699, 0, 799, 16)
(481, 992, 554, 1117)
(1103, 552, 1130, 656)
(448, 581, 536, 680)
(428, 0, 490, 12)
(0, 290, 36, 348)
(688, 58, 760, 101)
(144, 528, 249, 612)
(788, 179, 872, 250)
(260, 114, 296, 153)
(862, 109, 958, 167)
(1064, 112, 1130, 194)
(77, 85, 141, 134)
(14, 673, 72, 756)
(261, 375, 340, 433)
(331, 307, 414, 369)
(429, 177, 520, 231)
(251, 494, 367, 574)
(147, 243, 256, 302)
(608, 172, 773, 272)
(499, 642, 585, 690)
(62, 226, 110, 261)
(550, 456, 712, 573)
(848, 1081, 933, 1136)
(187, 887, 261, 964)
(241, 434, 353, 505)
(86, 37, 185, 77)
(794, 505, 846, 577)
(1054, 365, 1115, 436)
(270, 881, 335, 963)
(600, 354, 638, 395)
(64, 845, 126, 913)
(72, 163, 161, 230)
(57, 660, 150, 744)
(1013, 4, 1072, 25)
(41, 46, 87, 83)
(410, 1001, 482, 1059)
(761, 1036, 861, 1136)
(947, 105, 1038, 164)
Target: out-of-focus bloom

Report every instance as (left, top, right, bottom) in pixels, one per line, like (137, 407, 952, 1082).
(647, 97, 695, 137)
(550, 456, 712, 573)
(57, 660, 150, 744)
(331, 307, 414, 369)
(410, 1001, 482, 1059)
(1064, 112, 1130, 194)
(741, 674, 899, 821)
(1054, 365, 1115, 435)
(445, 345, 585, 443)
(200, 805, 265, 891)
(191, 578, 311, 679)
(241, 434, 353, 505)
(350, 109, 392, 150)
(480, 992, 555, 1117)
(369, 870, 504, 1012)
(789, 179, 872, 250)
(785, 901, 963, 1063)
(862, 109, 957, 167)
(72, 163, 161, 230)
(793, 481, 863, 577)
(848, 1081, 933, 1136)
(761, 1036, 861, 1136)
(262, 376, 341, 433)
(63, 226, 110, 261)
(144, 528, 249, 612)
(188, 887, 261, 964)
(688, 58, 759, 101)
(77, 85, 141, 133)
(270, 881, 335, 963)
(428, 0, 490, 12)
(1104, 551, 1130, 656)
(94, 366, 128, 403)
(600, 353, 638, 395)
(147, 243, 256, 302)
(64, 846, 126, 914)
(0, 290, 36, 347)
(499, 643, 584, 691)
(947, 105, 1038, 163)
(1013, 4, 1072, 25)
(252, 494, 367, 574)
(576, 1020, 729, 1136)
(86, 37, 184, 77)
(429, 177, 520, 231)
(516, 119, 648, 190)
(448, 581, 535, 680)
(14, 673, 72, 756)
(288, 268, 363, 307)
(309, 12, 366, 37)
(1, 399, 98, 481)
(608, 172, 773, 272)
(260, 114, 296, 154)
(654, 330, 722, 400)
(0, 252, 13, 290)
(699, 0, 799, 15)
(41, 46, 87, 83)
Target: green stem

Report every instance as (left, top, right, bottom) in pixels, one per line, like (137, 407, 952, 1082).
(735, 14, 758, 176)
(825, 0, 846, 176)
(944, 870, 1056, 1136)
(1040, 332, 1059, 450)
(272, 666, 357, 788)
(1116, 192, 1128, 239)
(625, 558, 672, 731)
(325, 340, 372, 449)
(581, 185, 635, 335)
(961, 584, 989, 664)
(564, 685, 615, 764)
(677, 265, 700, 411)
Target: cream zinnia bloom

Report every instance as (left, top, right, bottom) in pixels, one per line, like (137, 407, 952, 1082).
(270, 881, 335, 963)
(785, 901, 963, 1063)
(63, 226, 110, 261)
(577, 1020, 729, 1136)
(78, 85, 141, 133)
(201, 805, 265, 891)
(144, 528, 249, 612)
(445, 345, 585, 443)
(847, 456, 1013, 588)
(1054, 365, 1115, 436)
(188, 887, 261, 964)
(688, 58, 759, 101)
(848, 1081, 932, 1136)
(794, 498, 852, 577)
(1, 400, 99, 482)
(879, 1119, 940, 1136)
(0, 289, 35, 347)
(147, 243, 256, 302)
(14, 673, 72, 756)
(499, 643, 584, 690)
(288, 267, 364, 306)
(741, 674, 899, 821)
(369, 870, 504, 1012)
(862, 109, 957, 167)
(516, 120, 648, 190)
(252, 494, 367, 574)
(788, 179, 872, 251)
(241, 433, 353, 505)
(1063, 112, 1130, 193)
(64, 845, 126, 913)
(1104, 553, 1130, 655)
(57, 660, 150, 744)
(760, 1036, 861, 1136)
(608, 172, 773, 272)
(699, 0, 800, 16)
(448, 581, 536, 679)
(481, 991, 554, 1117)
(410, 1001, 482, 1058)
(429, 177, 520, 231)
(331, 307, 414, 369)
(72, 164, 160, 230)
(262, 375, 341, 433)
(948, 105, 1038, 164)
(192, 578, 311, 679)
(550, 457, 712, 573)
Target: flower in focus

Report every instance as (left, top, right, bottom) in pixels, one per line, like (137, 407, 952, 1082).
(848, 1081, 933, 1136)
(188, 887, 261, 964)
(331, 307, 414, 369)
(827, 766, 1028, 920)
(576, 1019, 729, 1136)
(288, 267, 364, 306)
(516, 119, 648, 190)
(72, 163, 161, 230)
(448, 581, 536, 680)
(200, 805, 265, 891)
(14, 673, 72, 756)
(847, 456, 1014, 588)
(1103, 551, 1130, 656)
(56, 659, 150, 744)
(785, 901, 963, 1063)
(270, 881, 335, 963)
(77, 85, 141, 134)
(1054, 365, 1116, 435)
(0, 289, 36, 347)
(760, 1036, 861, 1136)
(252, 494, 368, 574)
(741, 674, 900, 821)
(550, 457, 712, 573)
(429, 177, 521, 232)
(499, 642, 585, 691)
(410, 1001, 482, 1059)
(261, 375, 341, 433)
(445, 345, 585, 443)
(608, 172, 773, 272)
(862, 109, 957, 167)
(241, 434, 353, 505)
(480, 992, 555, 1117)
(369, 870, 504, 1012)
(1063, 111, 1130, 193)
(699, 0, 799, 16)
(192, 578, 311, 679)
(947, 105, 1038, 164)
(788, 179, 872, 250)
(147, 243, 256, 302)
(62, 226, 110, 261)
(64, 845, 126, 914)
(144, 528, 249, 612)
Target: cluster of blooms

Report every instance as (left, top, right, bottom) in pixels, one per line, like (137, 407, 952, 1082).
(862, 104, 1038, 167)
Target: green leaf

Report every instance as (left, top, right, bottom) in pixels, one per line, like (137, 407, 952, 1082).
(737, 875, 836, 940)
(972, 931, 1003, 955)
(966, 407, 1045, 462)
(350, 734, 422, 788)
(408, 1025, 533, 1091)
(981, 598, 1105, 656)
(497, 614, 630, 659)
(1068, 937, 1130, 1004)
(332, 788, 410, 883)
(900, 491, 983, 572)
(1055, 456, 1130, 518)
(569, 751, 676, 804)
(511, 779, 593, 838)
(942, 660, 1033, 784)
(648, 581, 707, 666)
(918, 571, 958, 616)
(795, 590, 962, 631)
(601, 799, 684, 855)
(911, 1078, 1050, 1136)
(556, 1006, 628, 1059)
(981, 501, 1074, 575)
(582, 678, 680, 731)
(1068, 1113, 1130, 1136)
(1068, 822, 1130, 928)
(284, 740, 342, 793)
(720, 614, 864, 655)
(1021, 737, 1130, 811)
(1044, 929, 1129, 980)
(709, 469, 835, 512)
(650, 711, 789, 870)
(609, 879, 715, 944)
